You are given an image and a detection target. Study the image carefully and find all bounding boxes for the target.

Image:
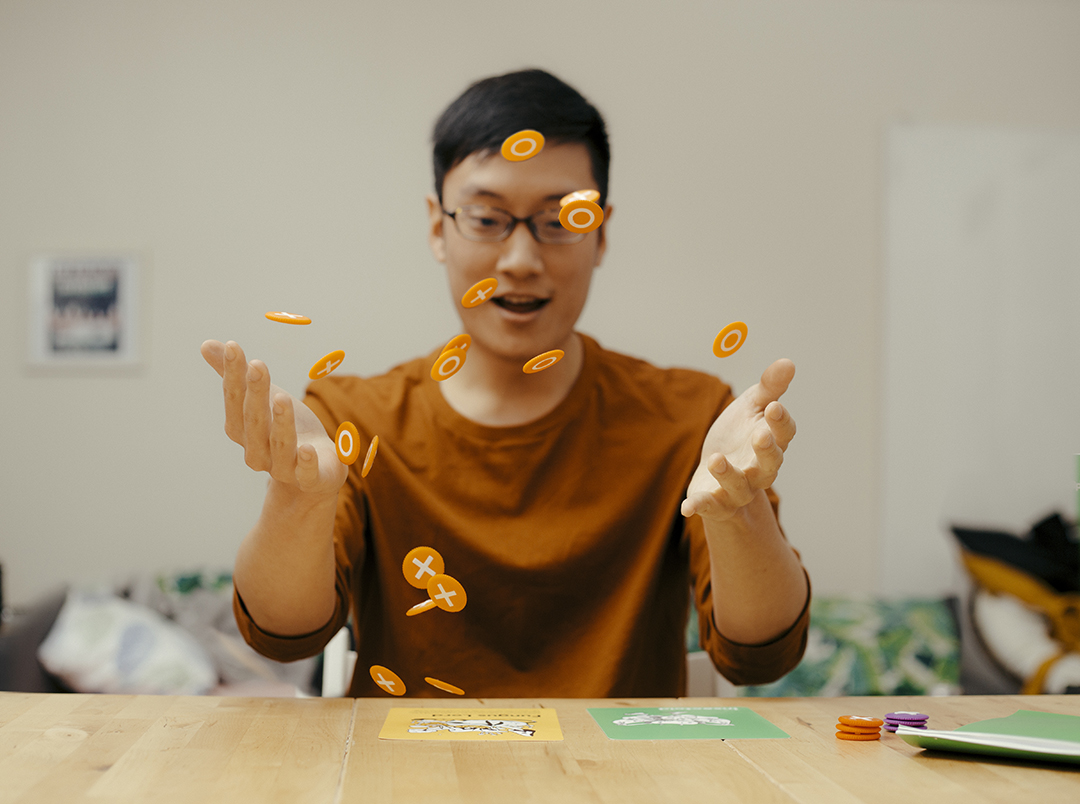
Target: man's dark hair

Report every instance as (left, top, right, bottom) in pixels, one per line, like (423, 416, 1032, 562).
(432, 69, 610, 205)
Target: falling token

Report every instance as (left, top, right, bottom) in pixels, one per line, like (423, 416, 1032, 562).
(558, 198, 604, 234)
(361, 435, 379, 478)
(369, 665, 406, 696)
(500, 129, 545, 162)
(523, 349, 564, 374)
(309, 349, 345, 380)
(427, 573, 467, 612)
(431, 347, 467, 382)
(406, 599, 437, 617)
(402, 546, 445, 588)
(265, 311, 311, 325)
(559, 189, 600, 207)
(335, 422, 360, 465)
(462, 278, 498, 308)
(425, 677, 465, 696)
(442, 333, 472, 354)
(712, 322, 748, 358)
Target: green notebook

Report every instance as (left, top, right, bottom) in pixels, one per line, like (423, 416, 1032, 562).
(899, 710, 1080, 765)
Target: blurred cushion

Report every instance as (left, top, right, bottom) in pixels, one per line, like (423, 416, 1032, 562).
(732, 597, 960, 697)
(37, 589, 217, 695)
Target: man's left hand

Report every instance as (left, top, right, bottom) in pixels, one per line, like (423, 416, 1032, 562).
(682, 358, 797, 524)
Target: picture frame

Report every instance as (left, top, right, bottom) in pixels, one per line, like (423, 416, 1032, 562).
(27, 254, 141, 368)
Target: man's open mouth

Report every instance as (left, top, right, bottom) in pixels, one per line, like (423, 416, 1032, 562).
(493, 296, 550, 314)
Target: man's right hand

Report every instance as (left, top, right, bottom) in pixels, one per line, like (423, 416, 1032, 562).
(201, 339, 348, 497)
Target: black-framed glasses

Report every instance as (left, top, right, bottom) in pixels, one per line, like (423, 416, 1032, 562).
(442, 205, 588, 245)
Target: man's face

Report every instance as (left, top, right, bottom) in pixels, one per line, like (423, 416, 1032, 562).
(427, 142, 609, 362)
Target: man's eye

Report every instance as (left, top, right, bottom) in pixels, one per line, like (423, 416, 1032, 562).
(465, 214, 501, 228)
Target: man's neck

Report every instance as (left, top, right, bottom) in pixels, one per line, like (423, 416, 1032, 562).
(437, 333, 585, 427)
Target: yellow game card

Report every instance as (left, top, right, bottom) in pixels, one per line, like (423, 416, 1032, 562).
(378, 708, 563, 741)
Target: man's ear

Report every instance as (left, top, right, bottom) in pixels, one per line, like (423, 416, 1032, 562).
(594, 204, 613, 267)
(426, 193, 447, 263)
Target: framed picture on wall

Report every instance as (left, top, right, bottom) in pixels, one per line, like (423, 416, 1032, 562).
(27, 254, 141, 367)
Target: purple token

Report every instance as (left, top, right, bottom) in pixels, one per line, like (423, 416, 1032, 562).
(885, 711, 928, 723)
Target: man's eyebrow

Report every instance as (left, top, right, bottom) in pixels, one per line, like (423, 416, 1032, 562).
(456, 186, 576, 204)
(458, 186, 503, 200)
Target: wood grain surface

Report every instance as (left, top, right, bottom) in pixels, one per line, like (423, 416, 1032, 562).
(3, 693, 1079, 803)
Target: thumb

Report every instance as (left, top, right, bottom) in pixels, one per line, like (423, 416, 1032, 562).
(752, 358, 795, 407)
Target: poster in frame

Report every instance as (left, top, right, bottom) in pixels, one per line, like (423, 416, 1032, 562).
(27, 254, 141, 368)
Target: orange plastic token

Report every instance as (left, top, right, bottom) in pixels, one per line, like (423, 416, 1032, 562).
(425, 677, 465, 696)
(523, 349, 565, 374)
(559, 199, 604, 234)
(265, 311, 311, 325)
(369, 665, 406, 696)
(559, 189, 600, 207)
(309, 349, 345, 380)
(712, 322, 748, 358)
(361, 435, 379, 478)
(835, 731, 881, 741)
(335, 422, 360, 465)
(402, 546, 445, 588)
(430, 347, 467, 382)
(427, 573, 467, 612)
(462, 278, 498, 308)
(406, 599, 436, 617)
(442, 333, 472, 354)
(838, 716, 883, 729)
(500, 129, 545, 162)
(836, 723, 881, 734)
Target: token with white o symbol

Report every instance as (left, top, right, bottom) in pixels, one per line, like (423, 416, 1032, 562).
(335, 422, 360, 465)
(558, 199, 604, 234)
(712, 322, 748, 358)
(430, 347, 467, 382)
(523, 349, 564, 375)
(500, 129, 545, 162)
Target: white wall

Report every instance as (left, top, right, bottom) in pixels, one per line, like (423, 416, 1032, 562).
(2, 0, 1079, 606)
(882, 126, 1080, 596)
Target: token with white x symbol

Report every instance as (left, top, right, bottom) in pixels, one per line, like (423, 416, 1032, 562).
(427, 573, 467, 613)
(402, 547, 445, 589)
(368, 665, 406, 696)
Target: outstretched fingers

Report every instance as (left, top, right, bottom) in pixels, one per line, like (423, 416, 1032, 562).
(242, 360, 273, 471)
(682, 453, 754, 520)
(745, 425, 784, 487)
(268, 392, 299, 483)
(764, 400, 796, 451)
(222, 341, 249, 445)
(201, 340, 226, 377)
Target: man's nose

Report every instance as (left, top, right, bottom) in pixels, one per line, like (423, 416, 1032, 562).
(496, 219, 544, 276)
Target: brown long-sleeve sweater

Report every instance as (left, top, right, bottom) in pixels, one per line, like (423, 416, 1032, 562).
(234, 334, 809, 697)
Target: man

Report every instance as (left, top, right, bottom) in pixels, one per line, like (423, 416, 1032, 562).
(201, 69, 809, 697)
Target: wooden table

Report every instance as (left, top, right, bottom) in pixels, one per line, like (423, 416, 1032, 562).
(2, 693, 1079, 803)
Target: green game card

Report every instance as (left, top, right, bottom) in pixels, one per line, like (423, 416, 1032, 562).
(587, 706, 789, 740)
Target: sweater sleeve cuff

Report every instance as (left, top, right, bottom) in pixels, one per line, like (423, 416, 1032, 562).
(232, 586, 347, 663)
(705, 570, 812, 687)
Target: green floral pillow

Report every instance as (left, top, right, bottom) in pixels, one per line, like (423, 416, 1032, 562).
(688, 597, 960, 697)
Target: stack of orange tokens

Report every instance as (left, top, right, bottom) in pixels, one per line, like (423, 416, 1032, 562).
(835, 715, 883, 741)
